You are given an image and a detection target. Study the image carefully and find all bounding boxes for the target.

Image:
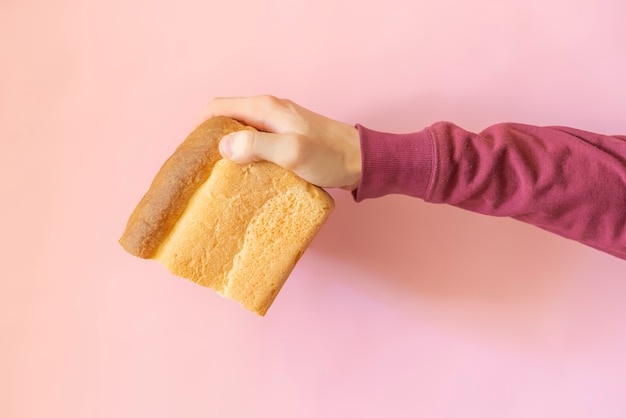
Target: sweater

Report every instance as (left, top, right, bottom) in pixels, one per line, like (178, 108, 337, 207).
(353, 122, 626, 260)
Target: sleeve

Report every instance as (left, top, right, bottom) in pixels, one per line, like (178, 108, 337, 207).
(352, 122, 626, 260)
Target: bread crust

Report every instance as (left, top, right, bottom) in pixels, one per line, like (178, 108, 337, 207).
(119, 117, 254, 258)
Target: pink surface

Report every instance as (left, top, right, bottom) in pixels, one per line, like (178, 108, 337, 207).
(2, 0, 626, 417)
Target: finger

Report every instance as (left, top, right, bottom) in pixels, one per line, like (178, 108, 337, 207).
(219, 130, 299, 169)
(198, 95, 284, 132)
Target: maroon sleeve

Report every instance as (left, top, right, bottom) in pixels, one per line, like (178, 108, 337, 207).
(353, 122, 626, 260)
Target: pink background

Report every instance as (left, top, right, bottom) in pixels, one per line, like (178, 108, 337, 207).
(2, 0, 626, 417)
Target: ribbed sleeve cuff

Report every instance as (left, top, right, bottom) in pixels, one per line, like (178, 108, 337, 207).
(352, 124, 436, 202)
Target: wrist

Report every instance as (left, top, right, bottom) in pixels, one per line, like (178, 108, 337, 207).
(342, 124, 362, 191)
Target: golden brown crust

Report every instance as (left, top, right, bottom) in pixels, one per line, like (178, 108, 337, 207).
(119, 117, 252, 258)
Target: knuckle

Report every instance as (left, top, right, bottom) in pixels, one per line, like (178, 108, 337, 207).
(258, 95, 282, 108)
(241, 130, 257, 157)
(231, 130, 256, 161)
(279, 98, 295, 108)
(282, 134, 305, 169)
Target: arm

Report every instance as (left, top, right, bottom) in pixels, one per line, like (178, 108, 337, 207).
(200, 96, 626, 260)
(355, 122, 626, 259)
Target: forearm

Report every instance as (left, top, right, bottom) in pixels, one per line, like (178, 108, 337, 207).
(354, 122, 626, 259)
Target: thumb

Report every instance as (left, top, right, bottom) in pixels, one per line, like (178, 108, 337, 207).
(219, 130, 297, 168)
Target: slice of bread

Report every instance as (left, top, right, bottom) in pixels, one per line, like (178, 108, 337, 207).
(119, 116, 334, 315)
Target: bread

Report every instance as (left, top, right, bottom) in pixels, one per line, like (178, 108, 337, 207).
(119, 116, 334, 315)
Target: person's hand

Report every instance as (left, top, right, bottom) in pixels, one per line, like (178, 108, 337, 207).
(199, 95, 361, 190)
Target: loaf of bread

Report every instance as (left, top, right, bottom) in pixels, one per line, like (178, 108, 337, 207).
(119, 116, 334, 315)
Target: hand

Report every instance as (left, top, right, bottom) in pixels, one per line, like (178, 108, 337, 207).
(199, 95, 362, 190)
